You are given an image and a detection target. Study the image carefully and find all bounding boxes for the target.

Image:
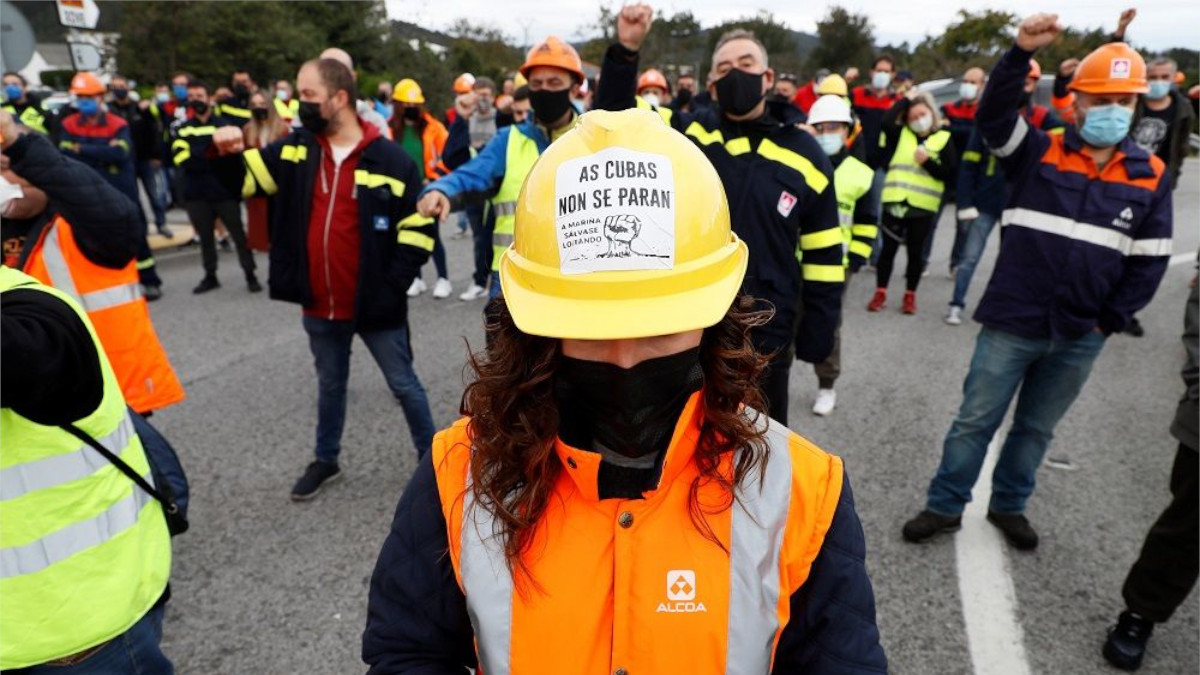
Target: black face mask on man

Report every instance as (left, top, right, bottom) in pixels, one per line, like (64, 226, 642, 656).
(187, 100, 209, 116)
(529, 88, 573, 126)
(402, 106, 421, 121)
(714, 69, 766, 117)
(298, 100, 329, 134)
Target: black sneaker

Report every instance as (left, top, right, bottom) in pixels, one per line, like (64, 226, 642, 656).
(902, 510, 962, 543)
(143, 284, 163, 302)
(291, 461, 341, 501)
(218, 237, 232, 252)
(1103, 610, 1154, 671)
(192, 276, 220, 294)
(246, 275, 262, 293)
(986, 511, 1039, 550)
(1124, 318, 1145, 337)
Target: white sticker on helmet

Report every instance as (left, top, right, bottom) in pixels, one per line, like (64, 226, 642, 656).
(554, 147, 676, 275)
(1110, 58, 1131, 79)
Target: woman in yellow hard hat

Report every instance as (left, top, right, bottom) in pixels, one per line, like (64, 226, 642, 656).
(364, 108, 887, 673)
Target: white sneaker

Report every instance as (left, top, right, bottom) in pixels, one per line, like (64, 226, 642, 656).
(407, 278, 426, 297)
(459, 284, 487, 301)
(944, 305, 963, 325)
(812, 389, 837, 416)
(432, 277, 452, 299)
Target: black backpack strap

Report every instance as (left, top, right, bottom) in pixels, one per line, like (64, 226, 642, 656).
(61, 422, 169, 507)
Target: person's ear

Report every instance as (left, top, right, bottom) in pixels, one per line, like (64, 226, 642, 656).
(763, 68, 775, 94)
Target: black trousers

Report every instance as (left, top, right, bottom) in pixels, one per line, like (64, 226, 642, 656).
(1122, 443, 1199, 622)
(760, 350, 792, 426)
(184, 200, 255, 278)
(876, 211, 935, 292)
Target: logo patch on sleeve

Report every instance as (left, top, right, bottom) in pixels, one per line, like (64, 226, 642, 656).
(374, 215, 389, 231)
(777, 190, 798, 217)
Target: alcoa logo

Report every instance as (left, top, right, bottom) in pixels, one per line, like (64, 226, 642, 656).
(656, 570, 708, 613)
(1112, 206, 1134, 229)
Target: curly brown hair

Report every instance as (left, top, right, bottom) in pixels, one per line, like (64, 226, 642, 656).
(458, 295, 774, 582)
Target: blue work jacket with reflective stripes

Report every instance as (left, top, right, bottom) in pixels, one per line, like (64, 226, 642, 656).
(974, 45, 1173, 339)
(419, 120, 555, 210)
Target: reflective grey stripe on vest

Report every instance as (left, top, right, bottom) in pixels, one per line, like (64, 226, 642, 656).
(0, 415, 137, 500)
(460, 476, 514, 675)
(883, 181, 944, 199)
(493, 201, 517, 217)
(492, 233, 515, 248)
(726, 418, 793, 675)
(0, 475, 155, 577)
(38, 223, 142, 311)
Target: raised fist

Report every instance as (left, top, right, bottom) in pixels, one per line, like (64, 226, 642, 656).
(1058, 58, 1080, 78)
(618, 3, 654, 52)
(212, 126, 245, 155)
(1016, 14, 1063, 52)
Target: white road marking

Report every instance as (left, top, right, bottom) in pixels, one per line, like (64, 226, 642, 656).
(1170, 252, 1195, 267)
(955, 436, 1032, 675)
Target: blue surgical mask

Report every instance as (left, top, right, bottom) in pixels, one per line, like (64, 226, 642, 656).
(872, 71, 892, 90)
(1078, 104, 1133, 148)
(1147, 80, 1171, 100)
(173, 84, 187, 101)
(4, 84, 21, 102)
(77, 98, 100, 116)
(959, 82, 979, 101)
(816, 132, 845, 156)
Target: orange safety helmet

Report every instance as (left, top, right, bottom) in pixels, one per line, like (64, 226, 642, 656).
(519, 36, 585, 83)
(637, 68, 670, 94)
(69, 72, 105, 96)
(1068, 42, 1148, 95)
(453, 73, 476, 94)
(1027, 59, 1042, 80)
(1174, 71, 1186, 86)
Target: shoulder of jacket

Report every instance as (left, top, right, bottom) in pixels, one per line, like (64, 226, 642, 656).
(431, 418, 473, 475)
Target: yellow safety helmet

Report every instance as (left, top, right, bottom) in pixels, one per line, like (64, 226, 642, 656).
(816, 73, 848, 97)
(500, 108, 748, 340)
(393, 78, 425, 104)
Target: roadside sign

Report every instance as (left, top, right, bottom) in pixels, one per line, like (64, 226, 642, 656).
(0, 1, 36, 73)
(56, 0, 99, 30)
(69, 42, 102, 71)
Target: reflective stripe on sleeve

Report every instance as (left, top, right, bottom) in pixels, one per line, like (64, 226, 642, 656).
(989, 116, 1028, 158)
(685, 122, 723, 147)
(802, 263, 846, 282)
(397, 230, 435, 251)
(398, 213, 436, 229)
(354, 170, 406, 198)
(799, 227, 844, 251)
(757, 139, 830, 194)
(244, 148, 278, 195)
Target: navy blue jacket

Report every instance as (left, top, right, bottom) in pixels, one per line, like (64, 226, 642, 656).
(362, 451, 887, 674)
(974, 45, 1173, 339)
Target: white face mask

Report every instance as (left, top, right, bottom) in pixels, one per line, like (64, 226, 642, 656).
(909, 113, 933, 134)
(959, 82, 979, 101)
(872, 71, 892, 90)
(642, 93, 661, 108)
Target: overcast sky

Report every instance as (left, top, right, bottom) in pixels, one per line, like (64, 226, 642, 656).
(385, 0, 1198, 54)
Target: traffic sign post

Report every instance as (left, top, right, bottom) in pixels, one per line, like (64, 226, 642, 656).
(56, 0, 100, 30)
(68, 43, 103, 72)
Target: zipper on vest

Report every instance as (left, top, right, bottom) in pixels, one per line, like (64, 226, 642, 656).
(322, 153, 341, 320)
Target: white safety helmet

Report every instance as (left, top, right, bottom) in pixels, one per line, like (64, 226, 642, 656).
(807, 95, 854, 126)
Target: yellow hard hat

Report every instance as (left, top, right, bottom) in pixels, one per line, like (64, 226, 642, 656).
(816, 73, 848, 97)
(393, 78, 424, 104)
(500, 108, 748, 340)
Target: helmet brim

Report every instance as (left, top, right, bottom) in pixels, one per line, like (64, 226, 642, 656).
(500, 235, 749, 340)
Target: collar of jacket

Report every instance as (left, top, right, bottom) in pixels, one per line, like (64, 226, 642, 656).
(553, 389, 705, 502)
(1062, 125, 1156, 179)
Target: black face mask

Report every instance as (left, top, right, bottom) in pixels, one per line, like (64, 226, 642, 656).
(251, 107, 269, 121)
(112, 88, 129, 100)
(529, 88, 573, 126)
(297, 100, 328, 134)
(402, 106, 421, 121)
(715, 69, 766, 117)
(673, 88, 693, 108)
(554, 347, 704, 459)
(1018, 90, 1032, 108)
(188, 100, 209, 115)
(233, 84, 250, 99)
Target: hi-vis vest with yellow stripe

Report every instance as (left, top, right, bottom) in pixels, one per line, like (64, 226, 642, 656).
(490, 127, 542, 272)
(0, 267, 171, 670)
(796, 155, 875, 267)
(882, 127, 951, 212)
(636, 96, 674, 125)
(433, 392, 843, 674)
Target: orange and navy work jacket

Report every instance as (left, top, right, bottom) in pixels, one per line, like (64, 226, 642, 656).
(975, 45, 1173, 339)
(363, 392, 888, 674)
(23, 216, 185, 413)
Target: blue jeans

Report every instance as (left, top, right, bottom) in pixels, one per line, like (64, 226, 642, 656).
(488, 271, 502, 299)
(949, 212, 999, 309)
(868, 168, 886, 266)
(302, 317, 436, 462)
(468, 204, 492, 288)
(15, 606, 172, 674)
(137, 160, 168, 228)
(926, 327, 1106, 516)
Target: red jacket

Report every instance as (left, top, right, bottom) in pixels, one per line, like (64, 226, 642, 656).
(793, 81, 819, 114)
(304, 119, 383, 321)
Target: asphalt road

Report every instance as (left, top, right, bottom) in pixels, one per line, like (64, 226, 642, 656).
(146, 162, 1199, 674)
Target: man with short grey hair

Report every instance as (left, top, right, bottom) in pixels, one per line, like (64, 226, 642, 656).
(1132, 56, 1192, 189)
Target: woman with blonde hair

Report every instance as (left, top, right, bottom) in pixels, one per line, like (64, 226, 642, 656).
(867, 90, 958, 315)
(242, 90, 289, 251)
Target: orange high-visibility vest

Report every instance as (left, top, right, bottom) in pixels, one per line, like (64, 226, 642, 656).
(23, 216, 185, 413)
(433, 392, 843, 674)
